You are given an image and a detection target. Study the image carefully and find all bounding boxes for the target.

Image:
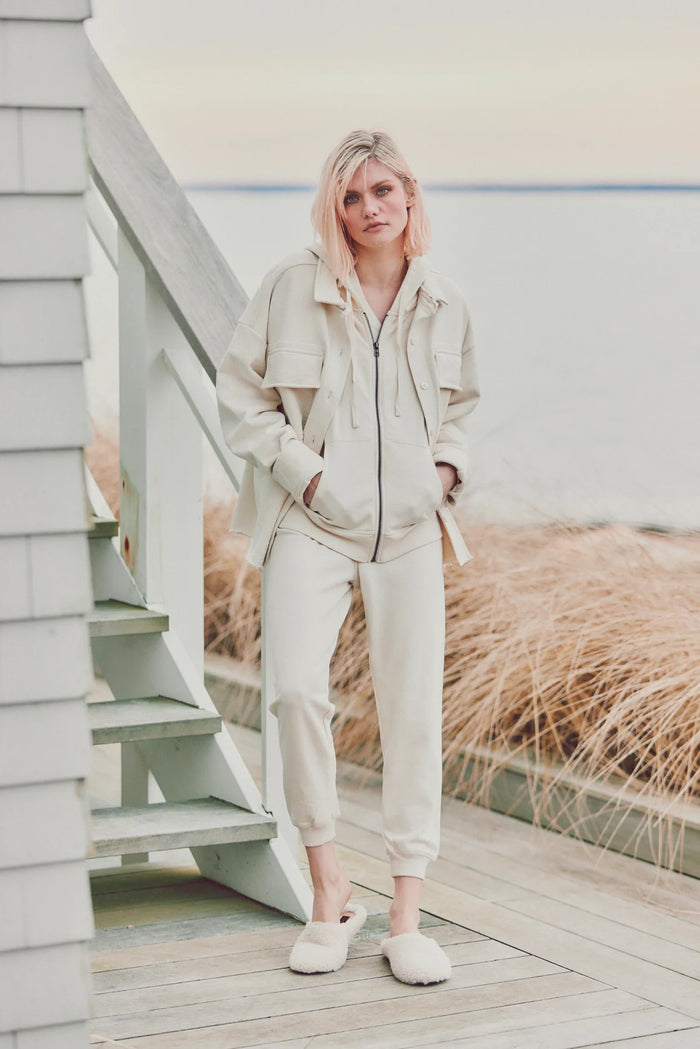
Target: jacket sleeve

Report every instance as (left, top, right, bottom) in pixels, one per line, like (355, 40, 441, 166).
(432, 312, 480, 504)
(216, 277, 324, 504)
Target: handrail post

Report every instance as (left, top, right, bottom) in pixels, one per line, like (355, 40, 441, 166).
(117, 230, 204, 676)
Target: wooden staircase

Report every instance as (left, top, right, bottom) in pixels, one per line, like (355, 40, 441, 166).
(83, 504, 310, 921)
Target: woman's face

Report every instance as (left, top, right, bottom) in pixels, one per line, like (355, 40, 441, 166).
(341, 159, 412, 253)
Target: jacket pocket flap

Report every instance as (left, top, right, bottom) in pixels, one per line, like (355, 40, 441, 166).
(263, 347, 324, 389)
(434, 347, 462, 390)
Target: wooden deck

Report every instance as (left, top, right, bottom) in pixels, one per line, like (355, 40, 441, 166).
(88, 722, 700, 1048)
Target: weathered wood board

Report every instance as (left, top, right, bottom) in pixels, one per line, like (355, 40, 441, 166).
(0, 280, 88, 365)
(0, 19, 90, 107)
(0, 699, 91, 786)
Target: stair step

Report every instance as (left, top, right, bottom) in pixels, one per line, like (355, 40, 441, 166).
(89, 697, 222, 744)
(88, 600, 169, 637)
(90, 799, 276, 857)
(90, 515, 119, 539)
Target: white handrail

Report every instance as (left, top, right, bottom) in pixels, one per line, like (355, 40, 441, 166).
(161, 343, 244, 493)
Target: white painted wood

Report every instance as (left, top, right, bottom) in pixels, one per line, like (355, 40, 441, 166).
(0, 699, 91, 786)
(89, 517, 119, 540)
(88, 601, 169, 638)
(21, 108, 87, 193)
(91, 631, 312, 921)
(0, 615, 92, 704)
(0, 108, 21, 190)
(0, 942, 91, 1031)
(1, 20, 90, 108)
(162, 343, 244, 491)
(0, 536, 30, 619)
(0, 0, 90, 16)
(120, 742, 150, 865)
(90, 799, 276, 857)
(15, 1023, 90, 1049)
(30, 533, 93, 617)
(0, 780, 89, 869)
(0, 280, 88, 365)
(0, 861, 93, 951)
(118, 235, 203, 674)
(0, 449, 88, 536)
(88, 536, 148, 606)
(0, 364, 90, 451)
(0, 195, 88, 279)
(85, 180, 118, 271)
(86, 45, 247, 381)
(89, 698, 221, 745)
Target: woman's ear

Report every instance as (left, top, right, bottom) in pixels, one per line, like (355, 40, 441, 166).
(406, 177, 418, 207)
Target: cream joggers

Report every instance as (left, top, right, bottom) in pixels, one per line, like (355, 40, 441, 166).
(262, 530, 446, 879)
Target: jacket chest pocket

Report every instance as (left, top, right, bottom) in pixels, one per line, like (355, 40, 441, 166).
(433, 344, 463, 391)
(262, 345, 324, 389)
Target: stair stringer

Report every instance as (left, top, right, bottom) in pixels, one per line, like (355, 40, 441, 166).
(91, 630, 313, 922)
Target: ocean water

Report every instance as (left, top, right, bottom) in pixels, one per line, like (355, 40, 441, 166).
(84, 189, 700, 530)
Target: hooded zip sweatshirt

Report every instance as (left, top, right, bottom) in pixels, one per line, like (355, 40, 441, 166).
(216, 246, 479, 569)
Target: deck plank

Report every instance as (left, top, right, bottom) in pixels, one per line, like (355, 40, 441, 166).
(88, 724, 700, 1048)
(97, 971, 601, 1048)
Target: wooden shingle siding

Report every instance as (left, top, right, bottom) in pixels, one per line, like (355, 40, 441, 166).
(0, 195, 89, 278)
(21, 109, 88, 193)
(0, 700, 91, 786)
(0, 780, 90, 869)
(0, 280, 88, 364)
(0, 449, 88, 536)
(0, 942, 91, 1031)
(0, 616, 93, 704)
(0, 108, 21, 189)
(1, 6, 93, 1045)
(0, 1, 91, 21)
(14, 1023, 89, 1049)
(0, 861, 93, 951)
(0, 20, 90, 108)
(0, 109, 87, 193)
(0, 364, 91, 450)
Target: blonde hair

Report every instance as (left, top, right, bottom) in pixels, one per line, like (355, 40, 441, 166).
(311, 129, 431, 282)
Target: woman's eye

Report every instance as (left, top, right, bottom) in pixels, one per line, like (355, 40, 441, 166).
(376, 186, 391, 196)
(344, 193, 359, 206)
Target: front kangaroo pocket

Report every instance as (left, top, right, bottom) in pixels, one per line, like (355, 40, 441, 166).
(382, 439, 443, 535)
(308, 437, 376, 534)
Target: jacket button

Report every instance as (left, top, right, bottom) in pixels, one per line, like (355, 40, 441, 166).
(420, 381, 429, 390)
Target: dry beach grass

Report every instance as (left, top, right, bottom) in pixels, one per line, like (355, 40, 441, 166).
(87, 424, 700, 859)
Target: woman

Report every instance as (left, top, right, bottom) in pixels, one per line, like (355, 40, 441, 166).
(217, 129, 479, 985)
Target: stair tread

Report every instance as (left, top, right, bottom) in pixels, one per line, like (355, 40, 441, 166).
(89, 697, 221, 744)
(89, 515, 119, 539)
(88, 600, 169, 637)
(90, 798, 276, 857)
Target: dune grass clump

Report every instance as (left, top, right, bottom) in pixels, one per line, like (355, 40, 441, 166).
(85, 426, 700, 854)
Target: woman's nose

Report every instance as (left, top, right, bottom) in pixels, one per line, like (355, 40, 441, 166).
(362, 195, 378, 216)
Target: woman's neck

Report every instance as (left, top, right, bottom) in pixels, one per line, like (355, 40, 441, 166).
(353, 242, 408, 321)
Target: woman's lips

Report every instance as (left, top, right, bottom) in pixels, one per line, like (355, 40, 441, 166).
(364, 222, 387, 232)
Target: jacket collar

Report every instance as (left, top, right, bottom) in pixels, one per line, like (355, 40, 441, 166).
(307, 243, 449, 311)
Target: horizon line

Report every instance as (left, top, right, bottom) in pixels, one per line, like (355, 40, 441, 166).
(182, 181, 700, 193)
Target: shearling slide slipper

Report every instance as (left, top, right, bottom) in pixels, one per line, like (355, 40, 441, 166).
(289, 902, 368, 974)
(380, 932, 452, 985)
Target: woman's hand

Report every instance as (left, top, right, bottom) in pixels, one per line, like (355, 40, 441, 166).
(436, 462, 458, 501)
(303, 471, 322, 507)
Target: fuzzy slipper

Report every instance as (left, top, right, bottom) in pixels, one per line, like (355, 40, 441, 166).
(381, 932, 452, 985)
(289, 903, 367, 974)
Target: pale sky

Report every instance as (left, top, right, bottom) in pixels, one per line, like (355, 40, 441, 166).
(87, 0, 700, 184)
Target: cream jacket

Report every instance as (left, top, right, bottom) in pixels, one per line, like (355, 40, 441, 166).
(216, 246, 479, 569)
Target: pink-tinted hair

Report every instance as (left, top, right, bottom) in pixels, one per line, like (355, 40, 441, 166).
(311, 129, 431, 283)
